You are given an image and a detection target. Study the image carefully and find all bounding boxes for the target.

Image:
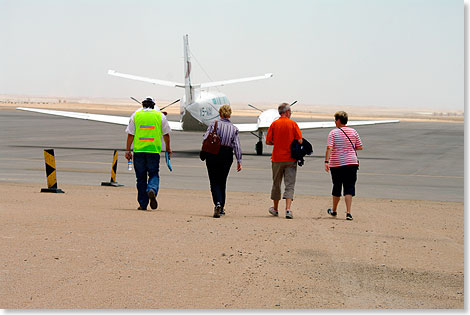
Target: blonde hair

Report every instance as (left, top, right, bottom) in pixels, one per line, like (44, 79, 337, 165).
(219, 104, 232, 118)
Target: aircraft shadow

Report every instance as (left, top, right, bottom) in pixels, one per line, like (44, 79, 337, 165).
(10, 145, 396, 160)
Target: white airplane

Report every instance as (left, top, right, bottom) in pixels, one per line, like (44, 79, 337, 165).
(17, 34, 399, 155)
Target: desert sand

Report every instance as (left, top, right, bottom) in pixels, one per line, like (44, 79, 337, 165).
(0, 182, 463, 309)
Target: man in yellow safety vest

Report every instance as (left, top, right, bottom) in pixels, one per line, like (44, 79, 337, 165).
(125, 97, 172, 210)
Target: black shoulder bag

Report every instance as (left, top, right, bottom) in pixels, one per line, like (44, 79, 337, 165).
(338, 127, 359, 170)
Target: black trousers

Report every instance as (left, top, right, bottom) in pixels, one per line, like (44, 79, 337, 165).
(330, 164, 358, 197)
(205, 146, 233, 208)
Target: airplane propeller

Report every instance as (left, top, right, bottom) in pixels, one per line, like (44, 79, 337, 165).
(130, 97, 141, 104)
(130, 97, 179, 116)
(249, 101, 296, 112)
(160, 99, 181, 110)
(130, 97, 180, 112)
(248, 104, 263, 112)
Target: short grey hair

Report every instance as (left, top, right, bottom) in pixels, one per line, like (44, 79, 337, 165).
(278, 102, 291, 115)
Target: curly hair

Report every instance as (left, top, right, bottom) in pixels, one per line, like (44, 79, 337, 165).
(219, 104, 232, 118)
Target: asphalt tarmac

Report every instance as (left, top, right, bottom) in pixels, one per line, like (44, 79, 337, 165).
(0, 108, 464, 202)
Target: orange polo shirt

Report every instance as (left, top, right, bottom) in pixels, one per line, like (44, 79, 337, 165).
(266, 117, 302, 162)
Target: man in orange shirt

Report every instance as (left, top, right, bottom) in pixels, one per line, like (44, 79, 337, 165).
(266, 103, 303, 219)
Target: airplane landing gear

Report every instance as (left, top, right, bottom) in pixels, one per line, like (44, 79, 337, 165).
(256, 140, 263, 155)
(252, 130, 264, 155)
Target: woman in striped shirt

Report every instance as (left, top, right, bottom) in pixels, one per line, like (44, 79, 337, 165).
(324, 111, 363, 220)
(203, 105, 242, 218)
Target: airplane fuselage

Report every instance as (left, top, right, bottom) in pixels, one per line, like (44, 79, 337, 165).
(180, 90, 232, 131)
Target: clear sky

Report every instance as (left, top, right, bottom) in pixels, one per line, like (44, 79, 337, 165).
(0, 0, 464, 110)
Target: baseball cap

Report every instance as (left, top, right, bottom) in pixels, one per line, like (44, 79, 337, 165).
(143, 96, 155, 105)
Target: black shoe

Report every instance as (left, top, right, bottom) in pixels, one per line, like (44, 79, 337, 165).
(346, 213, 353, 220)
(148, 190, 158, 210)
(327, 208, 337, 217)
(137, 206, 147, 211)
(213, 203, 221, 218)
(220, 208, 225, 216)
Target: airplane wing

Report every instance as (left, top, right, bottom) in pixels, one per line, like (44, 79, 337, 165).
(16, 107, 184, 131)
(167, 121, 183, 131)
(108, 70, 185, 88)
(200, 73, 273, 88)
(233, 123, 259, 132)
(296, 119, 400, 129)
(16, 107, 397, 134)
(234, 119, 399, 133)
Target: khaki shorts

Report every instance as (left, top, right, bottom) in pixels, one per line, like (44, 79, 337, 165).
(271, 161, 297, 200)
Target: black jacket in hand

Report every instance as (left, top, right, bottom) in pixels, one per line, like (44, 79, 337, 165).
(291, 138, 313, 166)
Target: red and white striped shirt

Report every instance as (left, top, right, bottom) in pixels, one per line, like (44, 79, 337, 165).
(327, 127, 362, 167)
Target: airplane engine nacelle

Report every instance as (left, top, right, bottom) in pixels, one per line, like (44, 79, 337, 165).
(257, 109, 279, 129)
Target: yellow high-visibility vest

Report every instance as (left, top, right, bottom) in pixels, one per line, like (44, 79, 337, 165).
(133, 110, 162, 153)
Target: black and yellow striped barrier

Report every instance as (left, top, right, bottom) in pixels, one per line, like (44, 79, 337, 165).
(41, 149, 64, 193)
(101, 150, 123, 187)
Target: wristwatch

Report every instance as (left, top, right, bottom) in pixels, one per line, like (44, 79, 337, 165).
(324, 161, 329, 163)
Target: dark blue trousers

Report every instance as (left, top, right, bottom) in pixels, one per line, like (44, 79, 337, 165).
(133, 152, 160, 209)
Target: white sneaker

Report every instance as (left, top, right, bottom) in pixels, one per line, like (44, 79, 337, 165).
(286, 210, 293, 219)
(269, 207, 278, 216)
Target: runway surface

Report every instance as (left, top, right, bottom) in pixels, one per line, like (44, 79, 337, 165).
(0, 108, 464, 202)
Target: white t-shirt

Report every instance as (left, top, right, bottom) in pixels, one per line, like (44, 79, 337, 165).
(125, 108, 171, 136)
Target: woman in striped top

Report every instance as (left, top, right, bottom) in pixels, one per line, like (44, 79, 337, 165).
(324, 111, 363, 220)
(203, 105, 242, 218)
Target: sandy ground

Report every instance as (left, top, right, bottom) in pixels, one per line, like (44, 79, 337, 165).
(0, 182, 463, 309)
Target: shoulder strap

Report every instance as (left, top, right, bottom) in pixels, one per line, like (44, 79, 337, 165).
(338, 127, 357, 157)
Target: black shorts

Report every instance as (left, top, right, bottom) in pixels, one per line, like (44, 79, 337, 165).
(330, 164, 358, 197)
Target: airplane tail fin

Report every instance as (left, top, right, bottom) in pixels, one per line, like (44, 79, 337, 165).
(183, 34, 193, 105)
